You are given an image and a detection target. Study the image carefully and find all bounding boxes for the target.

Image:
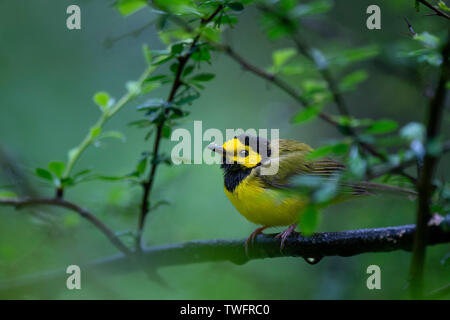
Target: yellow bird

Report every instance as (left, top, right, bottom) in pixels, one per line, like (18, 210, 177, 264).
(208, 134, 415, 254)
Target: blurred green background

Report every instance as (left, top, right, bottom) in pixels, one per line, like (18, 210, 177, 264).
(0, 0, 449, 299)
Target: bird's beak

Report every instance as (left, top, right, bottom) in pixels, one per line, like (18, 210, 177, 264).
(208, 143, 225, 155)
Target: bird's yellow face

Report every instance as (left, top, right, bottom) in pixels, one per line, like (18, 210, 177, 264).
(222, 137, 262, 168)
(208, 136, 264, 169)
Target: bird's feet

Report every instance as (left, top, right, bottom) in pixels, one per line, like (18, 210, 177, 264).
(245, 226, 268, 257)
(275, 224, 297, 252)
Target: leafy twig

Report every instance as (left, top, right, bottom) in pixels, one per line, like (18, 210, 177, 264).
(62, 66, 155, 184)
(135, 4, 224, 250)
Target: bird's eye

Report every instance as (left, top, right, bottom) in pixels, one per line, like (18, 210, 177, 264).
(239, 150, 249, 157)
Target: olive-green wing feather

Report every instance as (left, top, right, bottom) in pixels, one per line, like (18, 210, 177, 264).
(252, 139, 416, 197)
(252, 139, 345, 189)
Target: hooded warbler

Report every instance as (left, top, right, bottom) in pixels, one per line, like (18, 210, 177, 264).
(208, 134, 415, 254)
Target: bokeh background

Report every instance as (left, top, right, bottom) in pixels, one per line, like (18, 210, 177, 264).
(0, 0, 449, 299)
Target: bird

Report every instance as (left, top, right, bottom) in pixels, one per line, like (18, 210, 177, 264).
(208, 134, 416, 255)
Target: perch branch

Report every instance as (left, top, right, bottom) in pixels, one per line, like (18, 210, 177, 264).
(1, 215, 449, 294)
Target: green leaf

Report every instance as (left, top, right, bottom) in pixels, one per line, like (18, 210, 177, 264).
(340, 70, 368, 91)
(335, 45, 380, 65)
(0, 191, 17, 199)
(162, 126, 172, 138)
(136, 158, 148, 176)
(299, 204, 319, 236)
(364, 119, 398, 134)
(35, 168, 53, 181)
(306, 142, 349, 159)
(100, 131, 126, 141)
(142, 44, 152, 64)
(227, 2, 244, 11)
(48, 161, 66, 178)
(292, 104, 324, 124)
(93, 92, 110, 112)
(272, 48, 297, 70)
(90, 126, 102, 139)
(191, 73, 215, 82)
(116, 0, 147, 16)
(171, 43, 184, 55)
(438, 1, 450, 12)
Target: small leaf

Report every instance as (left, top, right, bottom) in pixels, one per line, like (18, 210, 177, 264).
(35, 168, 53, 181)
(272, 48, 297, 69)
(142, 44, 152, 64)
(171, 43, 184, 55)
(136, 158, 148, 176)
(100, 131, 126, 141)
(93, 92, 110, 112)
(438, 1, 450, 12)
(292, 104, 324, 124)
(340, 70, 368, 91)
(116, 0, 147, 16)
(48, 161, 66, 178)
(190, 73, 215, 82)
(306, 143, 348, 160)
(365, 119, 398, 134)
(299, 204, 319, 236)
(162, 126, 172, 138)
(90, 126, 102, 139)
(227, 2, 244, 11)
(0, 191, 17, 199)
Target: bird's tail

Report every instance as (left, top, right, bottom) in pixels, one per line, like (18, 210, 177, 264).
(347, 181, 417, 198)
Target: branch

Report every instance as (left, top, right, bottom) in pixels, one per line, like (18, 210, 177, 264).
(417, 0, 450, 20)
(409, 30, 450, 298)
(136, 4, 224, 250)
(1, 216, 449, 294)
(218, 44, 339, 126)
(0, 198, 133, 257)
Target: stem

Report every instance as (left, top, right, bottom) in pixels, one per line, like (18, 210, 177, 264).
(62, 66, 154, 180)
(0, 197, 133, 256)
(409, 30, 450, 299)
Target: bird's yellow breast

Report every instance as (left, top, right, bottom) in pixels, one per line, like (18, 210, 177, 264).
(224, 176, 308, 227)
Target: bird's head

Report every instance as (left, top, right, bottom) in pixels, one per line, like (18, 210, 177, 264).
(208, 134, 271, 172)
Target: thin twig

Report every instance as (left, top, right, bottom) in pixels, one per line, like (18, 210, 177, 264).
(2, 215, 449, 295)
(0, 197, 133, 256)
(417, 0, 450, 20)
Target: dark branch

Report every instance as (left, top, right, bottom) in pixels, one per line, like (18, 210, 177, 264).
(409, 30, 450, 298)
(417, 0, 450, 20)
(0, 198, 133, 257)
(1, 215, 449, 295)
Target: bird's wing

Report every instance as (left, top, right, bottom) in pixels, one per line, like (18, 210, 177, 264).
(251, 139, 345, 189)
(252, 139, 416, 197)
